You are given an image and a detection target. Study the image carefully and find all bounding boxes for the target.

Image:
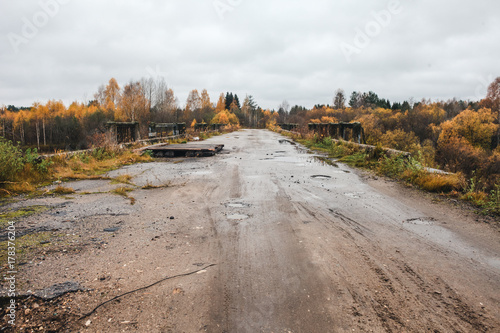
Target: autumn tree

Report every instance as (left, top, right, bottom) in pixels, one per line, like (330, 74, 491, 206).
(380, 129, 420, 153)
(185, 89, 202, 123)
(118, 81, 148, 122)
(241, 95, 258, 127)
(484, 77, 500, 146)
(104, 78, 121, 111)
(215, 93, 226, 113)
(260, 109, 279, 128)
(211, 110, 239, 125)
(31, 102, 48, 146)
(200, 89, 212, 110)
(402, 103, 446, 142)
(154, 88, 178, 122)
(333, 89, 346, 109)
(200, 89, 214, 123)
(438, 108, 497, 150)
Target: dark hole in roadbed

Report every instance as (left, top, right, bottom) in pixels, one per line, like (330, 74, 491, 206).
(311, 175, 332, 179)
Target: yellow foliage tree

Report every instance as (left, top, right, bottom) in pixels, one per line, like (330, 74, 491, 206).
(215, 93, 226, 113)
(200, 89, 212, 110)
(211, 110, 239, 125)
(438, 108, 498, 150)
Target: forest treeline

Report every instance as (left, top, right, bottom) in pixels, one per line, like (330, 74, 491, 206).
(1, 77, 499, 189)
(0, 77, 275, 151)
(283, 86, 499, 186)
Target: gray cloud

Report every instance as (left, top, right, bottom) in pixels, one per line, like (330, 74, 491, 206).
(1, 0, 499, 109)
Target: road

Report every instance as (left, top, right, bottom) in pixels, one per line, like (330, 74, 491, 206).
(5, 129, 500, 332)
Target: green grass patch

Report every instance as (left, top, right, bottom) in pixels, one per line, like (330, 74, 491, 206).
(0, 205, 50, 228)
(0, 232, 72, 276)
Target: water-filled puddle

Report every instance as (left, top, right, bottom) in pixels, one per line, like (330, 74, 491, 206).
(279, 139, 296, 145)
(103, 227, 120, 233)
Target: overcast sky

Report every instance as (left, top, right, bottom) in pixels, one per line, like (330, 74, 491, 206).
(1, 0, 499, 109)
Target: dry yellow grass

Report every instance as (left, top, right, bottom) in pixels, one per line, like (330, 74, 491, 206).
(52, 186, 75, 195)
(112, 174, 134, 185)
(52, 151, 151, 181)
(111, 186, 136, 205)
(1, 148, 152, 197)
(413, 173, 461, 193)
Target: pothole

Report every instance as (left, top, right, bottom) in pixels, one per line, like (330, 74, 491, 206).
(279, 139, 296, 145)
(311, 175, 332, 180)
(227, 214, 249, 220)
(103, 227, 121, 232)
(225, 202, 251, 208)
(404, 217, 435, 225)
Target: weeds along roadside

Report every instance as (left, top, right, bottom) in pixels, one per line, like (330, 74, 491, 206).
(0, 127, 235, 198)
(0, 138, 152, 197)
(279, 130, 500, 217)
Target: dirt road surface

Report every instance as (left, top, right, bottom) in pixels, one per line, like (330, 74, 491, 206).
(2, 129, 500, 332)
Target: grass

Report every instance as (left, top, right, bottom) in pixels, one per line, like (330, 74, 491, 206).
(0, 143, 152, 197)
(112, 186, 136, 205)
(141, 180, 172, 190)
(111, 174, 134, 185)
(0, 205, 50, 228)
(51, 185, 76, 195)
(0, 232, 75, 276)
(51, 149, 152, 181)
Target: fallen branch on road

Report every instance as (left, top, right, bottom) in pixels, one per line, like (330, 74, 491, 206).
(79, 264, 216, 321)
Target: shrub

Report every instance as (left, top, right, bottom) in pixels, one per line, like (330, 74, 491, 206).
(0, 138, 24, 182)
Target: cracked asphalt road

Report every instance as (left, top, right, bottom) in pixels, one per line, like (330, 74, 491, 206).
(2, 129, 500, 332)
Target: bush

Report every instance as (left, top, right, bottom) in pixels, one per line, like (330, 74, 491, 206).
(0, 139, 24, 182)
(24, 148, 52, 174)
(378, 155, 408, 178)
